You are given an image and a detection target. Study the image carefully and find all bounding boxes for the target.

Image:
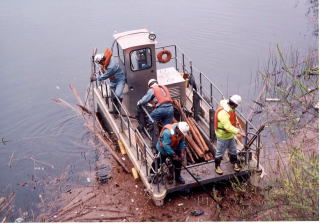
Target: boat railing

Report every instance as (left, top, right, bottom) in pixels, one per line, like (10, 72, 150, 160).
(156, 45, 263, 167)
(96, 82, 165, 186)
(156, 44, 259, 129)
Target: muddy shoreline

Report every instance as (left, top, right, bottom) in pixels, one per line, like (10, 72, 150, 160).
(37, 154, 265, 222)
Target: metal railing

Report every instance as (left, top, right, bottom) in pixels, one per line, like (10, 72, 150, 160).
(156, 44, 263, 168)
(95, 79, 167, 190)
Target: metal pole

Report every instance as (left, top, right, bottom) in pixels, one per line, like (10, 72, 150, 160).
(199, 73, 203, 96)
(135, 134, 139, 161)
(209, 108, 216, 142)
(182, 53, 185, 73)
(128, 119, 131, 147)
(141, 105, 155, 123)
(257, 134, 261, 169)
(210, 83, 213, 105)
(174, 45, 178, 71)
(245, 121, 249, 165)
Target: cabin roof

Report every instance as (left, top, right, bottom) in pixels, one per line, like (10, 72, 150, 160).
(113, 28, 157, 50)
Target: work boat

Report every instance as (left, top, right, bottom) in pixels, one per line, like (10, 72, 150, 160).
(92, 29, 264, 206)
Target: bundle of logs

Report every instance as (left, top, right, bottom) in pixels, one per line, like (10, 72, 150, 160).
(173, 100, 214, 164)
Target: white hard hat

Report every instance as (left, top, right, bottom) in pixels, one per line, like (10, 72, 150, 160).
(178, 122, 190, 135)
(94, 54, 104, 63)
(148, 79, 158, 87)
(229, 94, 242, 105)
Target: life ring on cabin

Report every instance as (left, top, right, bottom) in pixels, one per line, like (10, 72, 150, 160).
(157, 49, 172, 63)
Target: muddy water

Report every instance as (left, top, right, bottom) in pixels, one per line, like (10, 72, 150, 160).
(0, 0, 317, 220)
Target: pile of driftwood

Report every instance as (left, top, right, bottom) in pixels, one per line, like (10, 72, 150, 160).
(173, 100, 213, 164)
(0, 192, 15, 222)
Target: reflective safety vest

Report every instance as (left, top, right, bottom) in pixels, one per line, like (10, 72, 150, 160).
(159, 123, 184, 149)
(214, 106, 237, 132)
(150, 85, 173, 107)
(101, 48, 112, 73)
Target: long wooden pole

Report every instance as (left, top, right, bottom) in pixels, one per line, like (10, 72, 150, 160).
(85, 123, 130, 173)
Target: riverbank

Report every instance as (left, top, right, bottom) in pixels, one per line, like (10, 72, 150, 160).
(37, 154, 267, 222)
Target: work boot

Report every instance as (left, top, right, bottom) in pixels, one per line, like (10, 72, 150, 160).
(175, 175, 185, 184)
(233, 163, 241, 172)
(109, 98, 118, 114)
(215, 157, 223, 175)
(229, 153, 241, 172)
(175, 169, 185, 184)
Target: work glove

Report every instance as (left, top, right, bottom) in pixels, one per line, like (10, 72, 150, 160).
(237, 131, 246, 137)
(90, 75, 97, 82)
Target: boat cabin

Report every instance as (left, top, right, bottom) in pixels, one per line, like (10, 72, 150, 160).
(113, 29, 186, 116)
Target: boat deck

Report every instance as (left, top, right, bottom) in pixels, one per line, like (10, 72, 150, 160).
(152, 159, 251, 194)
(93, 81, 260, 206)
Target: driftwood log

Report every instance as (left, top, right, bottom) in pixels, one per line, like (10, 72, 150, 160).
(173, 100, 213, 162)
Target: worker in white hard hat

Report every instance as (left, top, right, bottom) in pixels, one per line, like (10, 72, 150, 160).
(149, 122, 190, 184)
(91, 48, 126, 115)
(136, 78, 174, 126)
(213, 94, 245, 175)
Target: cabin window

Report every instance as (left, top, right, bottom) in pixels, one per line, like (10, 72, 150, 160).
(130, 48, 152, 71)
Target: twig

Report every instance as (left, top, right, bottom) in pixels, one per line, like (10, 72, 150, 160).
(30, 157, 54, 169)
(8, 152, 14, 168)
(80, 215, 132, 221)
(69, 84, 84, 107)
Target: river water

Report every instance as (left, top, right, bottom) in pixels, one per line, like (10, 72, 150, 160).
(0, 0, 318, 220)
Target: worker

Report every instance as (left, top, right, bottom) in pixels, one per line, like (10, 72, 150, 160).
(91, 48, 126, 114)
(214, 94, 246, 175)
(149, 122, 190, 184)
(137, 79, 173, 126)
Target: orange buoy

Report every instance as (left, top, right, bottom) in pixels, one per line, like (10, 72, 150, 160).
(157, 49, 172, 63)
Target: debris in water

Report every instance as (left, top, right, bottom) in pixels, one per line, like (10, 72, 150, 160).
(65, 185, 72, 193)
(39, 194, 44, 203)
(8, 151, 14, 168)
(265, 98, 280, 102)
(191, 210, 204, 216)
(177, 203, 183, 206)
(131, 199, 134, 203)
(17, 182, 28, 187)
(14, 218, 23, 223)
(96, 164, 111, 183)
(1, 137, 9, 145)
(86, 177, 91, 183)
(56, 86, 60, 90)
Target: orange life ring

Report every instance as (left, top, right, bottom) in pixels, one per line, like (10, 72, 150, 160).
(157, 49, 172, 63)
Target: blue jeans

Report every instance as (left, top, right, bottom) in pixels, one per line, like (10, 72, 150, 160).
(215, 138, 237, 159)
(110, 79, 125, 99)
(150, 104, 174, 126)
